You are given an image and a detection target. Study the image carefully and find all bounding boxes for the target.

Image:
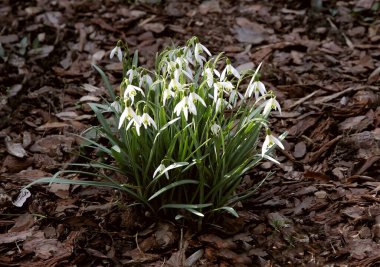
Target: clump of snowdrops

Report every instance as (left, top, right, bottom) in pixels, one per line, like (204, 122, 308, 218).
(27, 37, 285, 227)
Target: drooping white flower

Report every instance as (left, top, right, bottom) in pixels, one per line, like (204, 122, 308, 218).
(126, 68, 139, 83)
(168, 78, 185, 92)
(118, 106, 139, 129)
(127, 115, 142, 136)
(210, 123, 221, 136)
(220, 62, 240, 81)
(194, 42, 211, 66)
(141, 113, 157, 130)
(139, 74, 153, 89)
(189, 92, 206, 108)
(245, 81, 266, 99)
(184, 48, 194, 66)
(175, 56, 192, 76)
(213, 81, 234, 101)
(163, 88, 175, 106)
(124, 85, 145, 105)
(263, 97, 282, 116)
(215, 97, 232, 113)
(110, 46, 122, 62)
(153, 163, 169, 179)
(174, 96, 197, 121)
(202, 67, 219, 87)
(261, 131, 284, 156)
(173, 67, 193, 82)
(229, 90, 244, 107)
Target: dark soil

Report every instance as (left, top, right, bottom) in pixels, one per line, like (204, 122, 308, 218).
(1, 0, 379, 266)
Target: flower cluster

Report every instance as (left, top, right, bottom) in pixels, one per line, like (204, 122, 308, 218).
(25, 37, 286, 227)
(110, 37, 284, 164)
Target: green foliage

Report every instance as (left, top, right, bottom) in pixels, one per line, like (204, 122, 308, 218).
(26, 37, 285, 228)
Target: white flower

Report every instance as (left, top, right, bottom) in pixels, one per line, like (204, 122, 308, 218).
(118, 106, 139, 129)
(153, 163, 169, 179)
(202, 67, 219, 87)
(110, 46, 122, 62)
(210, 123, 221, 136)
(127, 115, 142, 136)
(173, 66, 193, 82)
(184, 48, 194, 66)
(261, 132, 284, 156)
(245, 81, 266, 99)
(163, 88, 175, 106)
(263, 97, 281, 116)
(126, 68, 138, 83)
(168, 78, 186, 92)
(215, 98, 232, 113)
(141, 113, 157, 130)
(124, 85, 145, 104)
(174, 96, 197, 121)
(220, 63, 240, 81)
(213, 81, 234, 101)
(229, 90, 243, 107)
(139, 74, 153, 89)
(194, 42, 211, 66)
(175, 57, 192, 75)
(189, 92, 206, 108)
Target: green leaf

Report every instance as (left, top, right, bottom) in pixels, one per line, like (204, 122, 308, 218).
(186, 208, 204, 217)
(212, 206, 239, 217)
(160, 203, 213, 210)
(92, 64, 115, 100)
(148, 180, 199, 201)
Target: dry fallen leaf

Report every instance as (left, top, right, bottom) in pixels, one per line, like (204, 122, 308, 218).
(5, 136, 27, 158)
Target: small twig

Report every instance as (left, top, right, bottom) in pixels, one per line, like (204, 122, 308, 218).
(135, 232, 143, 254)
(313, 85, 369, 105)
(287, 90, 322, 109)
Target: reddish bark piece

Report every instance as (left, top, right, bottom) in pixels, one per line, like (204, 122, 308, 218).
(23, 231, 70, 260)
(0, 227, 35, 244)
(199, 0, 222, 15)
(9, 213, 35, 233)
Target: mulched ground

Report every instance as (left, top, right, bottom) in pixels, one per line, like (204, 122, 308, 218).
(1, 0, 379, 266)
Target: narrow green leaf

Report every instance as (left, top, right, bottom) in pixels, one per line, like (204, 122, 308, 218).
(159, 203, 212, 210)
(186, 208, 204, 217)
(92, 64, 115, 100)
(148, 180, 198, 201)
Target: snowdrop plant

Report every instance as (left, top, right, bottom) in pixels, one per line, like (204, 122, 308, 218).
(26, 37, 285, 228)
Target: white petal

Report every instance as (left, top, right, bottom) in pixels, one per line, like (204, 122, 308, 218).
(263, 99, 272, 116)
(150, 117, 158, 130)
(245, 84, 253, 98)
(183, 106, 189, 120)
(110, 47, 117, 60)
(214, 69, 220, 77)
(118, 108, 129, 129)
(258, 82, 266, 95)
(262, 154, 281, 165)
(220, 69, 227, 81)
(262, 135, 270, 155)
(271, 135, 284, 150)
(117, 47, 122, 62)
(188, 101, 197, 115)
(213, 84, 219, 102)
(200, 44, 211, 56)
(231, 66, 241, 79)
(274, 99, 282, 114)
